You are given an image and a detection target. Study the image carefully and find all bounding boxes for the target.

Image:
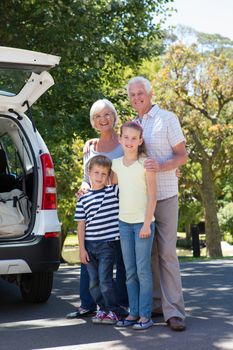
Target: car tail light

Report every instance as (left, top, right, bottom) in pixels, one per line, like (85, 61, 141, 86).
(44, 232, 60, 238)
(40, 153, 57, 209)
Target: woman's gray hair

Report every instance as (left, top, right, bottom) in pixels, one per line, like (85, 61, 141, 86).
(127, 76, 152, 95)
(89, 99, 119, 129)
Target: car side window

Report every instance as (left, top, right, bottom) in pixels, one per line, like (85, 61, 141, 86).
(0, 134, 24, 178)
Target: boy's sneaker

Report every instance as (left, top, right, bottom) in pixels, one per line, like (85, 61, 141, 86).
(92, 310, 107, 324)
(102, 311, 120, 325)
(66, 307, 96, 319)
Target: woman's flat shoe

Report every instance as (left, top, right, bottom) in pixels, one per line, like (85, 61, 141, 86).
(132, 319, 154, 330)
(116, 319, 137, 327)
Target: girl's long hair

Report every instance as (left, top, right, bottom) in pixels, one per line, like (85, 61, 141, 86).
(120, 121, 147, 158)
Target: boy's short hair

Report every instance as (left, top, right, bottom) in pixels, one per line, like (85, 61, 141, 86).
(88, 155, 112, 175)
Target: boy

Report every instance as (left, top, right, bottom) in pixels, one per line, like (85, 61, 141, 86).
(75, 155, 120, 324)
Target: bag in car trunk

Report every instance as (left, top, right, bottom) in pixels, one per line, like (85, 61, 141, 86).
(0, 189, 31, 237)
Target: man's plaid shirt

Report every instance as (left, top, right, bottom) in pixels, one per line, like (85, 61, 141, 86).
(134, 105, 186, 201)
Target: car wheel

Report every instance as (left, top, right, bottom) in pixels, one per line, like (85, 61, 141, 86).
(20, 272, 53, 303)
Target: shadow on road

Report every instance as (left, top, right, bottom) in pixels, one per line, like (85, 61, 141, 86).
(0, 260, 233, 350)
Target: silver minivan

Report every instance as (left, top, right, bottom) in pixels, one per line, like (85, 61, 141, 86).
(0, 46, 61, 302)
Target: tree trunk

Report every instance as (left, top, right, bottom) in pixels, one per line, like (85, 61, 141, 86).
(200, 161, 222, 257)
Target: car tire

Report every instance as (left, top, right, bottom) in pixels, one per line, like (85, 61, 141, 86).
(20, 272, 53, 303)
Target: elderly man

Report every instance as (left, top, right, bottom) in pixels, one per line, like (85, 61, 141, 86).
(127, 76, 188, 331)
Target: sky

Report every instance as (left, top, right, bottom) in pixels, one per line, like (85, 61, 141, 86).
(164, 0, 233, 40)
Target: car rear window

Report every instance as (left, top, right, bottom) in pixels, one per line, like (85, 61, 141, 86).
(0, 69, 31, 96)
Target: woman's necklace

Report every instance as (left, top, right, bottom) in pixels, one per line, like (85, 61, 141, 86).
(96, 133, 119, 152)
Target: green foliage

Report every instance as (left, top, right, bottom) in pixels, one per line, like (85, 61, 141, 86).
(177, 161, 204, 233)
(178, 197, 203, 232)
(0, 0, 171, 143)
(176, 238, 192, 249)
(139, 56, 163, 82)
(54, 135, 84, 237)
(153, 43, 233, 186)
(218, 203, 233, 237)
(223, 232, 233, 245)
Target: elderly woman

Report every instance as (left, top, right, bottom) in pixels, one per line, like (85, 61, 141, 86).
(82, 99, 123, 190)
(66, 99, 128, 319)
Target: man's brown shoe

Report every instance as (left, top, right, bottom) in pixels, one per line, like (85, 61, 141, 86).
(167, 317, 186, 331)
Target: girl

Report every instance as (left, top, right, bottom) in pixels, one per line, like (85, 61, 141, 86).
(112, 121, 157, 330)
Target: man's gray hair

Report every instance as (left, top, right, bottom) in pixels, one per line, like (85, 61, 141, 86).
(89, 99, 119, 128)
(127, 76, 152, 95)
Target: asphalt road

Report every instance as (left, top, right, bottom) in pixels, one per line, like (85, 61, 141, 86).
(1, 259, 233, 350)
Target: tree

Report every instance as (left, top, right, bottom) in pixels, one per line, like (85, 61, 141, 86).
(166, 25, 233, 57)
(0, 0, 173, 143)
(152, 43, 233, 257)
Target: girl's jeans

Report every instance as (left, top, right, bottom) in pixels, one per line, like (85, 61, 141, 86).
(119, 220, 155, 319)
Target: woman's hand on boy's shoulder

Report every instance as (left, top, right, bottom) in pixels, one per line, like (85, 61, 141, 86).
(83, 138, 99, 154)
(76, 183, 90, 200)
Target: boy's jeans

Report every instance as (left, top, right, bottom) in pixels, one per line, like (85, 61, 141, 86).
(80, 240, 128, 310)
(119, 220, 155, 319)
(85, 240, 119, 313)
(80, 263, 96, 311)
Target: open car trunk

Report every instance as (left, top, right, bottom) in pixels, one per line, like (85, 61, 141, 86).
(0, 115, 37, 238)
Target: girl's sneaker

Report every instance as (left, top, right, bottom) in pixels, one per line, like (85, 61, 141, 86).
(102, 311, 120, 325)
(92, 310, 107, 324)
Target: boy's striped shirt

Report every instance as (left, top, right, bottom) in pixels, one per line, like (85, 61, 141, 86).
(74, 185, 119, 242)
